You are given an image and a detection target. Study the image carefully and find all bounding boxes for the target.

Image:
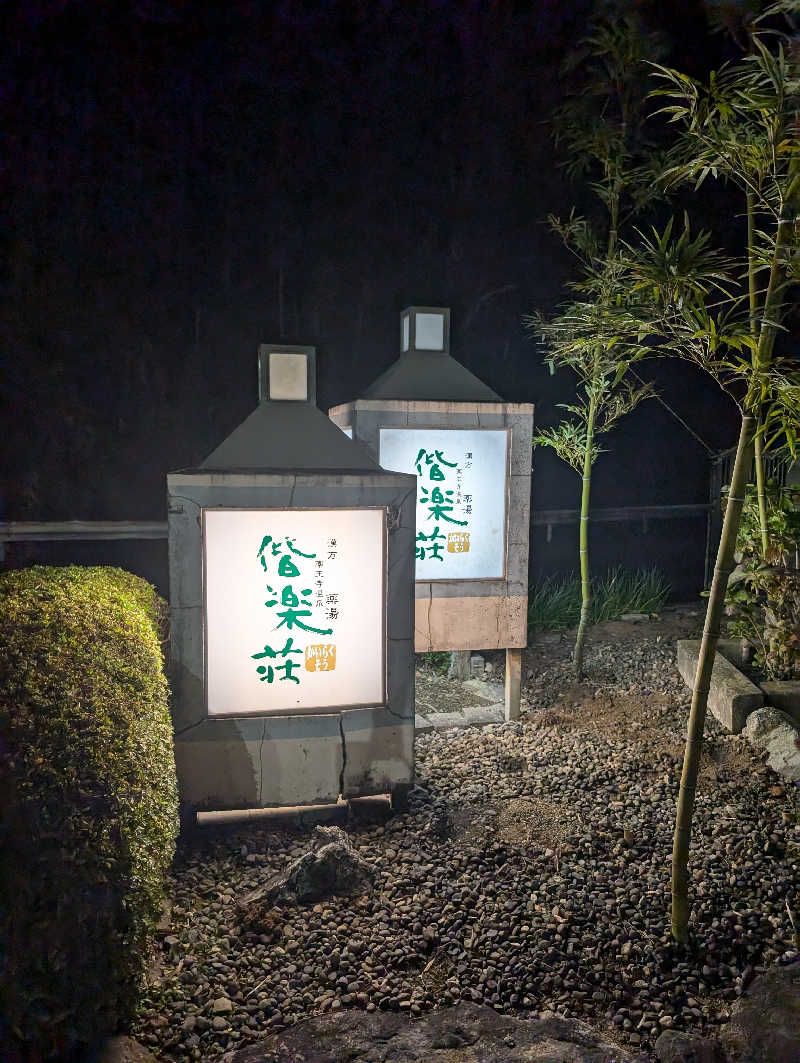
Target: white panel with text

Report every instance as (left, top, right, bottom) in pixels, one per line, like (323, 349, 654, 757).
(379, 428, 508, 580)
(204, 508, 385, 715)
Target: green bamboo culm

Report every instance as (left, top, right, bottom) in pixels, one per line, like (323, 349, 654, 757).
(671, 415, 755, 944)
(573, 398, 597, 678)
(747, 189, 770, 558)
(525, 14, 664, 681)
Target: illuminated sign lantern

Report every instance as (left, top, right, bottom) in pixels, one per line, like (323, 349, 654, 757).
(330, 307, 533, 720)
(168, 345, 416, 814)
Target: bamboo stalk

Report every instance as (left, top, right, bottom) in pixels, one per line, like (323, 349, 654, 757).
(747, 189, 769, 557)
(572, 196, 620, 680)
(573, 395, 597, 679)
(671, 415, 755, 944)
(748, 167, 800, 563)
(755, 169, 800, 371)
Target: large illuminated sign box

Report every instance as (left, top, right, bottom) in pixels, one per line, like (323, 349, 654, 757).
(168, 474, 415, 812)
(168, 343, 416, 814)
(204, 508, 385, 717)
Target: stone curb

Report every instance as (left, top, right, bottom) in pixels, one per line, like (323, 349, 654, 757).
(676, 640, 800, 784)
(676, 640, 763, 733)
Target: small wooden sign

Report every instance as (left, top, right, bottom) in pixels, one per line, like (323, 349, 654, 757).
(305, 644, 337, 672)
(447, 531, 471, 553)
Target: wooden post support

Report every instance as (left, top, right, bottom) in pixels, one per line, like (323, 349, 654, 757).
(505, 647, 522, 722)
(448, 650, 471, 680)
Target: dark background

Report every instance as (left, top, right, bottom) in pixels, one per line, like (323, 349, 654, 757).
(2, 0, 756, 600)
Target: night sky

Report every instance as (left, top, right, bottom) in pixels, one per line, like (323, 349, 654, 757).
(1, 0, 757, 596)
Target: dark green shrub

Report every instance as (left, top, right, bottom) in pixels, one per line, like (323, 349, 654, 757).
(420, 651, 451, 676)
(725, 484, 800, 679)
(0, 566, 179, 1061)
(527, 566, 670, 631)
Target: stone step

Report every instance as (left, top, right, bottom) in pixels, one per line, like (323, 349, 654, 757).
(676, 639, 764, 733)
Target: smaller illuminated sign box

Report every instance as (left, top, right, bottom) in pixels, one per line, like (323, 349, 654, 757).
(204, 508, 385, 716)
(330, 307, 534, 723)
(168, 344, 416, 813)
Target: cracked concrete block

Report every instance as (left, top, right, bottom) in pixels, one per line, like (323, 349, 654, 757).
(676, 640, 763, 733)
(340, 708, 414, 798)
(174, 715, 343, 810)
(415, 714, 433, 734)
(385, 646, 415, 720)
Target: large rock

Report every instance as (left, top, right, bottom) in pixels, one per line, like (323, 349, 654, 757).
(654, 1029, 723, 1062)
(97, 1037, 161, 1063)
(239, 826, 374, 920)
(718, 958, 800, 1063)
(221, 1001, 648, 1063)
(744, 706, 793, 746)
(742, 708, 800, 782)
(676, 641, 763, 733)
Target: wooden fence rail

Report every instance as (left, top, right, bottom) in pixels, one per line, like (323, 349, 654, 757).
(0, 505, 709, 545)
(0, 521, 169, 541)
(0, 506, 715, 590)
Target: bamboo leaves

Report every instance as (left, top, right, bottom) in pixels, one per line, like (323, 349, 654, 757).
(623, 7, 800, 946)
(526, 11, 663, 678)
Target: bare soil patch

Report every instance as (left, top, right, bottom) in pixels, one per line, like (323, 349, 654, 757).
(493, 796, 583, 852)
(415, 671, 495, 715)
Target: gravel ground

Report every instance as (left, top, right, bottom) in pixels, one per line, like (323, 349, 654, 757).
(135, 615, 800, 1062)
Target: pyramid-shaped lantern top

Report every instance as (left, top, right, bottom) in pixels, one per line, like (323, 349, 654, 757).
(200, 344, 379, 472)
(361, 307, 502, 402)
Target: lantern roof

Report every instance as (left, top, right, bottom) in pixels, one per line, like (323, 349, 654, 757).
(199, 344, 379, 473)
(362, 351, 502, 402)
(360, 307, 502, 402)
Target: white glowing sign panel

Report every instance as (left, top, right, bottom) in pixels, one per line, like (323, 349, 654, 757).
(379, 428, 508, 580)
(204, 508, 385, 716)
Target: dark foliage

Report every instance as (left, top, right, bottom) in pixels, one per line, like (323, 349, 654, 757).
(0, 566, 178, 1062)
(726, 484, 800, 679)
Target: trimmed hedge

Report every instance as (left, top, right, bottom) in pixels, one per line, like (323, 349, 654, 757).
(0, 566, 178, 1061)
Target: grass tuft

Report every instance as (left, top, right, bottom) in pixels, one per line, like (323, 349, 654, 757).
(528, 566, 670, 631)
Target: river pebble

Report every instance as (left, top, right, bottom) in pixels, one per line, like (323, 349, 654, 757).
(134, 624, 800, 1062)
